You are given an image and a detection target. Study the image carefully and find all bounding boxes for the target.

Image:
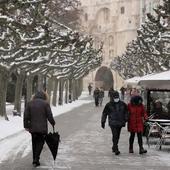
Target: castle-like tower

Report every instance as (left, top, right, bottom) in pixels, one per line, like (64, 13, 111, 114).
(79, 0, 161, 90)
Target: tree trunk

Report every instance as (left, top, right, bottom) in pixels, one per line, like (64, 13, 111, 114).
(65, 79, 69, 104)
(38, 74, 44, 91)
(72, 79, 76, 101)
(14, 73, 25, 115)
(69, 79, 73, 103)
(52, 78, 58, 106)
(0, 71, 9, 120)
(78, 78, 83, 97)
(47, 77, 53, 104)
(58, 79, 64, 105)
(26, 75, 33, 103)
(75, 80, 79, 100)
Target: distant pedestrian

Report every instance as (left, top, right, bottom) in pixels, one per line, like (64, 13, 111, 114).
(101, 91, 128, 155)
(108, 87, 115, 98)
(120, 86, 126, 101)
(23, 90, 55, 167)
(99, 87, 104, 106)
(88, 84, 93, 95)
(128, 95, 148, 154)
(93, 87, 100, 106)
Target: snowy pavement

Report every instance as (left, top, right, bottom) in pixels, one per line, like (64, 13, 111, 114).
(0, 91, 93, 164)
(1, 93, 170, 169)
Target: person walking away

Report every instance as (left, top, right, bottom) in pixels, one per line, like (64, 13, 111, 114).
(120, 86, 126, 101)
(128, 95, 148, 154)
(24, 90, 55, 167)
(88, 84, 92, 95)
(101, 91, 128, 155)
(99, 87, 104, 106)
(93, 87, 100, 107)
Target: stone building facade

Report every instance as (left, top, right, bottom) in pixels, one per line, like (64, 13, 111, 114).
(79, 0, 161, 90)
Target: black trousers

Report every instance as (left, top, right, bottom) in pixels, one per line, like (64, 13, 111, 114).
(31, 133, 45, 162)
(110, 126, 122, 151)
(129, 132, 143, 148)
(94, 97, 99, 106)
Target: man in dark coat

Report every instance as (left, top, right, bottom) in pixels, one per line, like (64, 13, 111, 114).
(93, 87, 100, 106)
(24, 91, 55, 167)
(88, 84, 92, 95)
(108, 87, 115, 98)
(101, 91, 128, 155)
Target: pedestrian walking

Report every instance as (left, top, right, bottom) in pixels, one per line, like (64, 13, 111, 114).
(23, 90, 55, 167)
(99, 87, 104, 106)
(127, 95, 148, 154)
(108, 87, 114, 98)
(120, 86, 126, 101)
(93, 87, 100, 107)
(88, 84, 92, 95)
(101, 91, 128, 155)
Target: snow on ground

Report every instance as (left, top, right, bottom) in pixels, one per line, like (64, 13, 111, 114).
(0, 91, 93, 163)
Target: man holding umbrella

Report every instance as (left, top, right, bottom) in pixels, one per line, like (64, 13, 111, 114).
(24, 90, 55, 167)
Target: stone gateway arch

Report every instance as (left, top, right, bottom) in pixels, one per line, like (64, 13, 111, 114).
(95, 66, 113, 90)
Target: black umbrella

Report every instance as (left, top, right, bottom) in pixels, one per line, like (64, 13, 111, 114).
(45, 126, 60, 160)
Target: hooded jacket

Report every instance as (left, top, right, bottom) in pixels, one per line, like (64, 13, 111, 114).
(24, 91, 55, 134)
(128, 95, 148, 132)
(101, 100, 128, 127)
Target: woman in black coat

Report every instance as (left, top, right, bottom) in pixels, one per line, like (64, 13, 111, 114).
(24, 90, 55, 167)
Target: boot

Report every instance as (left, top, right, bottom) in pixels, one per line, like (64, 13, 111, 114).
(115, 150, 120, 155)
(139, 147, 147, 154)
(112, 145, 120, 155)
(129, 144, 134, 153)
(112, 146, 116, 153)
(129, 147, 134, 153)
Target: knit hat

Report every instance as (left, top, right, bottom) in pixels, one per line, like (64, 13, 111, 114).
(112, 91, 119, 98)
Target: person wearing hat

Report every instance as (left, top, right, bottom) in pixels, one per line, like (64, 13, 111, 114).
(101, 91, 128, 155)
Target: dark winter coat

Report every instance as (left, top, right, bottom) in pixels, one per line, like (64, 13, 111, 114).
(128, 96, 148, 132)
(101, 100, 128, 127)
(24, 98, 55, 134)
(93, 89, 100, 99)
(99, 90, 104, 98)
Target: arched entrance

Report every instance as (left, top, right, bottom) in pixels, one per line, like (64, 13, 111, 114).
(95, 66, 113, 90)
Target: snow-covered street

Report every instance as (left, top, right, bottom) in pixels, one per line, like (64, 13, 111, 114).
(1, 93, 170, 170)
(0, 92, 92, 164)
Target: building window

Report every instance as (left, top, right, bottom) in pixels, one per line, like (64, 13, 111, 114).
(85, 13, 88, 21)
(120, 7, 125, 14)
(109, 36, 113, 46)
(103, 8, 110, 22)
(109, 50, 114, 59)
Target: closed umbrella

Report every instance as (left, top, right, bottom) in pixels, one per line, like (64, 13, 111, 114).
(45, 126, 60, 160)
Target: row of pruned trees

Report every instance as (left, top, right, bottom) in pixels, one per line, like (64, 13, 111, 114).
(0, 0, 103, 120)
(111, 0, 170, 79)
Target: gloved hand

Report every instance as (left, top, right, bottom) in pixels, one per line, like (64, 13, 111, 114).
(101, 122, 105, 129)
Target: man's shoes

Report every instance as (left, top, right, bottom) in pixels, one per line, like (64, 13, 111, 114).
(33, 161, 40, 167)
(139, 148, 147, 154)
(115, 150, 120, 155)
(112, 146, 116, 153)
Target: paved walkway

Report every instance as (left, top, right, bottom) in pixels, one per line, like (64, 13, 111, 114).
(1, 95, 170, 169)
